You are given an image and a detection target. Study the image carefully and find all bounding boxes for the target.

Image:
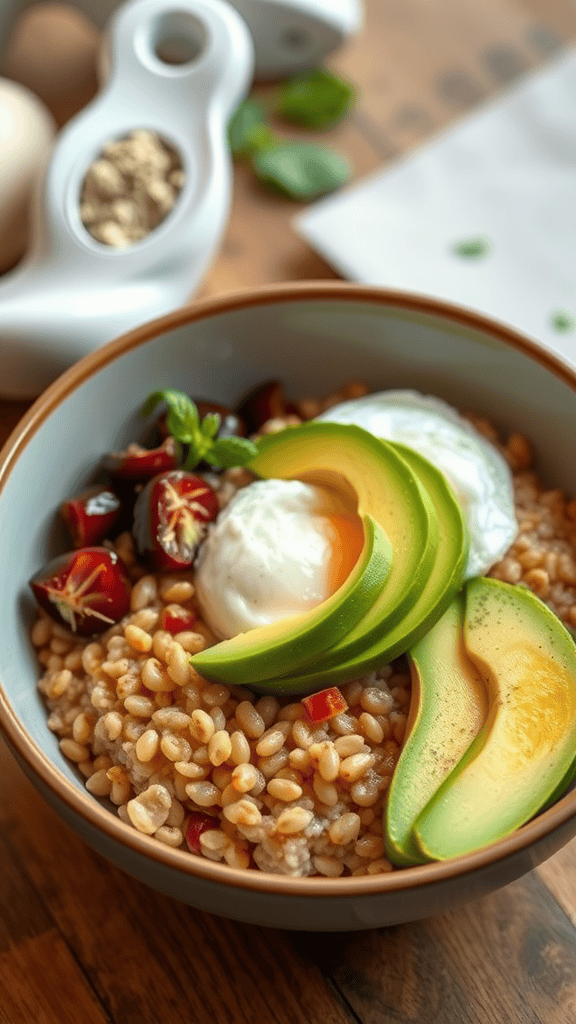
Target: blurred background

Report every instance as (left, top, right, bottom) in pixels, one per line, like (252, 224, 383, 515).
(1, 0, 576, 399)
(1, 0, 570, 128)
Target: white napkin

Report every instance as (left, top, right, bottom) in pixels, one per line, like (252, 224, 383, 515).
(295, 47, 576, 363)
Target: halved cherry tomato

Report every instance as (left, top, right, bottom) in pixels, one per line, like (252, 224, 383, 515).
(160, 605, 197, 634)
(235, 380, 296, 434)
(133, 470, 219, 570)
(30, 547, 131, 635)
(302, 687, 349, 724)
(60, 486, 121, 548)
(104, 437, 178, 481)
(185, 812, 216, 854)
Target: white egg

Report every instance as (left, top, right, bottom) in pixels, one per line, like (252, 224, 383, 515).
(0, 78, 56, 275)
(317, 390, 517, 578)
(194, 478, 361, 639)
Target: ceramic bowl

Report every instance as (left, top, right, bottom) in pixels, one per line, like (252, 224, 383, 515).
(2, 281, 576, 932)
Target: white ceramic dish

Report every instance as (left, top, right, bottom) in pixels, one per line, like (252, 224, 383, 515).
(2, 281, 576, 931)
(0, 0, 253, 399)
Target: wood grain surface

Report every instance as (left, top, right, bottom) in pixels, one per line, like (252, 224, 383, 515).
(2, 1, 576, 1021)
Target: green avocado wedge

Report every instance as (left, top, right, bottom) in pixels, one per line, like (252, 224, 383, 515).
(265, 441, 468, 694)
(414, 577, 576, 862)
(191, 422, 433, 688)
(385, 593, 488, 867)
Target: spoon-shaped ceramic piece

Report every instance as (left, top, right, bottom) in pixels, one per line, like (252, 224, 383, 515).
(0, 0, 253, 398)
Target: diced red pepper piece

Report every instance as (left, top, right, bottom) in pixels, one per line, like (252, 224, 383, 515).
(104, 437, 178, 481)
(30, 547, 131, 636)
(160, 605, 197, 634)
(60, 486, 121, 548)
(133, 470, 219, 571)
(185, 812, 216, 854)
(302, 687, 349, 724)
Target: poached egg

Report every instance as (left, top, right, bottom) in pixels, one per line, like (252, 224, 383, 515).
(194, 478, 364, 639)
(317, 389, 517, 578)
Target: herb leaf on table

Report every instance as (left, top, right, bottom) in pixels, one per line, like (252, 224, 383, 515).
(227, 68, 355, 201)
(253, 143, 351, 201)
(228, 99, 277, 158)
(276, 69, 356, 129)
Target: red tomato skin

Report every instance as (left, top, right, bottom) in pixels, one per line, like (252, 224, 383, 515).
(185, 812, 216, 854)
(30, 547, 131, 636)
(60, 487, 121, 547)
(133, 471, 219, 570)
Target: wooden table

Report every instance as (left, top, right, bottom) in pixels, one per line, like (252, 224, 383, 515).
(3, 1, 576, 1020)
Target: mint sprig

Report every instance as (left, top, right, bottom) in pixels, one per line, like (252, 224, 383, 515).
(142, 389, 258, 471)
(227, 68, 354, 203)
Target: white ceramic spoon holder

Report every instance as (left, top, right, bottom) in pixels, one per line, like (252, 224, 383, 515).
(0, 0, 253, 398)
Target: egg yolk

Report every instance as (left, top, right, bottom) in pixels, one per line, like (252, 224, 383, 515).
(325, 512, 365, 593)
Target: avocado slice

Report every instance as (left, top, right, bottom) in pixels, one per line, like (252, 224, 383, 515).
(264, 442, 467, 694)
(414, 577, 576, 861)
(191, 422, 434, 687)
(193, 514, 392, 684)
(385, 593, 488, 866)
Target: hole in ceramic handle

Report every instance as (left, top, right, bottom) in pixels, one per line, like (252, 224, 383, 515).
(279, 27, 310, 50)
(149, 10, 208, 66)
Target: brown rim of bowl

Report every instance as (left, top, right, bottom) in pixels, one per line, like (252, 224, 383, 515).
(3, 279, 576, 898)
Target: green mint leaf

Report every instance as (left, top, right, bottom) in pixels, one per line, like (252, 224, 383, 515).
(228, 99, 278, 157)
(248, 124, 280, 155)
(201, 411, 222, 440)
(164, 409, 192, 444)
(141, 388, 199, 443)
(141, 388, 190, 421)
(208, 436, 259, 469)
(253, 142, 351, 202)
(184, 435, 213, 469)
(452, 236, 492, 260)
(550, 308, 576, 333)
(276, 69, 355, 130)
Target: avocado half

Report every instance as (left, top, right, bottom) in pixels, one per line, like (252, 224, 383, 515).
(413, 577, 576, 861)
(191, 422, 439, 690)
